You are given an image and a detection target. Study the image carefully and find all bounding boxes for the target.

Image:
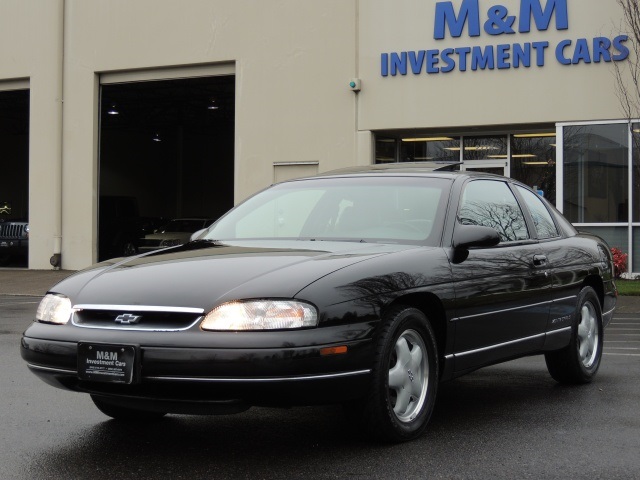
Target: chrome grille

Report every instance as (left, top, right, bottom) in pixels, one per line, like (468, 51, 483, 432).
(72, 305, 205, 331)
(0, 223, 26, 239)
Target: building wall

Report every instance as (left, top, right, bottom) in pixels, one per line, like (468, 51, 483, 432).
(358, 0, 630, 130)
(0, 0, 359, 269)
(0, 1, 63, 270)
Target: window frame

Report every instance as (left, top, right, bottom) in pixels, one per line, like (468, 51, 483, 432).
(514, 184, 561, 241)
(455, 178, 532, 245)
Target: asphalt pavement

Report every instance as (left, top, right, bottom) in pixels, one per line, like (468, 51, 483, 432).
(2, 267, 640, 312)
(0, 268, 75, 296)
(2, 269, 640, 479)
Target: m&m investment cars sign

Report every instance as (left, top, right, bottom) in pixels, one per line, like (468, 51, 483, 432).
(381, 0, 629, 76)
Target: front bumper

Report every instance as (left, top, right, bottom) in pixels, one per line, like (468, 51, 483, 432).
(21, 323, 374, 412)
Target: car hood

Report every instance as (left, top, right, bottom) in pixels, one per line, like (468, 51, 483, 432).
(53, 240, 420, 312)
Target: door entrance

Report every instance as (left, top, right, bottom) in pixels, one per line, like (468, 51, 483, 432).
(98, 75, 235, 261)
(0, 89, 29, 267)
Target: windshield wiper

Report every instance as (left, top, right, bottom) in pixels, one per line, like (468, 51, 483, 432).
(181, 239, 226, 249)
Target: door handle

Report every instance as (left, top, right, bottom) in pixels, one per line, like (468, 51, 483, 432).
(533, 254, 547, 267)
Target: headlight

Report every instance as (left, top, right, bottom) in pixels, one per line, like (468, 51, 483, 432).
(36, 294, 72, 325)
(201, 300, 318, 331)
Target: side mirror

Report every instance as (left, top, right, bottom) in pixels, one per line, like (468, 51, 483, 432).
(451, 224, 500, 263)
(190, 228, 206, 241)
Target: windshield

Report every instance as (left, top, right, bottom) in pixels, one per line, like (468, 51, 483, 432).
(203, 176, 451, 245)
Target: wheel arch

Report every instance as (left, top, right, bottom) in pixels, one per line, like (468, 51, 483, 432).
(582, 274, 605, 309)
(383, 292, 447, 367)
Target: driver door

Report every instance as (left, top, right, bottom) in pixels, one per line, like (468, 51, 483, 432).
(450, 179, 552, 372)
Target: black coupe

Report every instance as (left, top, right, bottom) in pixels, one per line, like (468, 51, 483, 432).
(21, 163, 617, 442)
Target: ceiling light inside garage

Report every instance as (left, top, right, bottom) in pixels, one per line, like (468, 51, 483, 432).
(107, 104, 119, 115)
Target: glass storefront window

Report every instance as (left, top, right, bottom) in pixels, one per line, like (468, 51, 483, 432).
(462, 136, 507, 160)
(633, 123, 640, 222)
(563, 124, 628, 223)
(510, 132, 556, 203)
(632, 227, 640, 273)
(400, 137, 460, 163)
(375, 137, 397, 164)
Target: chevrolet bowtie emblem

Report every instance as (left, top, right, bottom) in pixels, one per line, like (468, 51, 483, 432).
(114, 313, 141, 324)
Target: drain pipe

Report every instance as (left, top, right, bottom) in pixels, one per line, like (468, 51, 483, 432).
(50, 0, 65, 269)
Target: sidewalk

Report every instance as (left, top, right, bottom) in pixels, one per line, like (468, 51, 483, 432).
(1, 268, 640, 313)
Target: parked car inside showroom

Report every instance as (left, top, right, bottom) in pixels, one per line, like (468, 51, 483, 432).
(21, 163, 616, 442)
(0, 201, 29, 265)
(137, 218, 215, 253)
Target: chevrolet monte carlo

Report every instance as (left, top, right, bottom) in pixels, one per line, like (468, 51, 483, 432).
(21, 164, 617, 442)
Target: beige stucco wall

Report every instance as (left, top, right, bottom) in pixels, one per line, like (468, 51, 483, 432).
(0, 1, 64, 270)
(0, 0, 634, 270)
(358, 0, 630, 130)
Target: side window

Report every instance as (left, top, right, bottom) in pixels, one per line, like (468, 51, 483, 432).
(459, 180, 529, 242)
(516, 186, 560, 240)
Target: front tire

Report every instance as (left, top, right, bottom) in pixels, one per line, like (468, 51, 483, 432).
(545, 286, 603, 384)
(91, 395, 167, 421)
(354, 306, 439, 442)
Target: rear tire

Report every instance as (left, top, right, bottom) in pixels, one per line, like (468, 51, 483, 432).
(350, 306, 439, 443)
(545, 286, 603, 384)
(91, 395, 167, 421)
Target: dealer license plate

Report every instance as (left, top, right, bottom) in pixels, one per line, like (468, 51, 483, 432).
(77, 343, 136, 384)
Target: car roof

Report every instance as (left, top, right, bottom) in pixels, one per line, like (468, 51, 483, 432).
(290, 162, 514, 182)
(311, 161, 460, 177)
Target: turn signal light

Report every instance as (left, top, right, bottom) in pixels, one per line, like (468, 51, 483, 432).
(320, 346, 348, 356)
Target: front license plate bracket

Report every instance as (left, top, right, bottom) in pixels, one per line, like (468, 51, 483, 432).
(77, 343, 137, 384)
